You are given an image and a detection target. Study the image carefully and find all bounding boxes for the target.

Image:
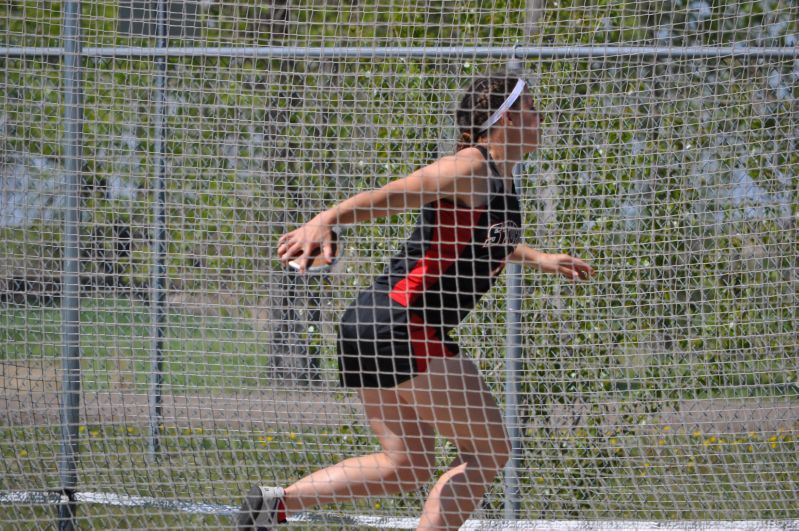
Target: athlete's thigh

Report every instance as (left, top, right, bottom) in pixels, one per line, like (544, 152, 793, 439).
(395, 357, 508, 456)
(359, 388, 436, 465)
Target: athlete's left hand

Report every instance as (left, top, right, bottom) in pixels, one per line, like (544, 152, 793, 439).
(536, 253, 595, 282)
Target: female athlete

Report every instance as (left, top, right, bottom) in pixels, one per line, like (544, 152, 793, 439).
(239, 74, 595, 530)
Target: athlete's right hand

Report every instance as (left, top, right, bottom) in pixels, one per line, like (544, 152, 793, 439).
(277, 218, 335, 273)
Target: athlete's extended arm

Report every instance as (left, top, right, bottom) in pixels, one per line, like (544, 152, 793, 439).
(325, 153, 491, 225)
(278, 149, 490, 271)
(508, 244, 595, 282)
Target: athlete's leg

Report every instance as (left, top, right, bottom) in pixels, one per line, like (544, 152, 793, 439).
(282, 387, 437, 513)
(397, 356, 511, 531)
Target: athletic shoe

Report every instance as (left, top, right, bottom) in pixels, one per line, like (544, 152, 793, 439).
(236, 486, 286, 530)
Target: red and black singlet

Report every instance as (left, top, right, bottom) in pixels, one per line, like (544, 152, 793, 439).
(373, 146, 523, 331)
(337, 146, 523, 388)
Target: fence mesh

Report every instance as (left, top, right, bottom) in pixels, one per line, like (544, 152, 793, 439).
(1, 1, 798, 528)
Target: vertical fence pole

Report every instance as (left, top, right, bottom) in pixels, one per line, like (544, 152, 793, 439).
(503, 167, 524, 520)
(58, 1, 83, 529)
(148, 0, 168, 460)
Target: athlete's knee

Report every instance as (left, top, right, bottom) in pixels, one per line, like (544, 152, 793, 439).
(463, 435, 511, 474)
(386, 447, 437, 491)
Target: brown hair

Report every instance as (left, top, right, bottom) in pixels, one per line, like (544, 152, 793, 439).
(455, 75, 526, 152)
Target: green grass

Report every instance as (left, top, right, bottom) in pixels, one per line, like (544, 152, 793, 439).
(1, 295, 272, 392)
(520, 426, 799, 520)
(0, 423, 797, 526)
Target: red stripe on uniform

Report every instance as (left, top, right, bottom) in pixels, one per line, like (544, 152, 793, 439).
(389, 202, 482, 307)
(408, 312, 456, 373)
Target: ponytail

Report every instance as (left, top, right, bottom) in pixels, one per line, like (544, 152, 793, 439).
(455, 131, 474, 153)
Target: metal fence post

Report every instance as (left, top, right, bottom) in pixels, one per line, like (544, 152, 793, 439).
(58, 1, 83, 529)
(148, 0, 168, 460)
(503, 166, 524, 520)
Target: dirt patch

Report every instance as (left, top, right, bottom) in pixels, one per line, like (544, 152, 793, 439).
(1, 360, 60, 394)
(0, 361, 364, 430)
(2, 361, 797, 435)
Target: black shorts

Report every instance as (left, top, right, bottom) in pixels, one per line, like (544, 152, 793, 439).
(338, 289, 459, 388)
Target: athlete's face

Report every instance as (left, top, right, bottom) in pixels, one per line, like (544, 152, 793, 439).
(513, 94, 541, 153)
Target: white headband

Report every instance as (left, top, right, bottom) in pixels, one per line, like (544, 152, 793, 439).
(477, 78, 527, 134)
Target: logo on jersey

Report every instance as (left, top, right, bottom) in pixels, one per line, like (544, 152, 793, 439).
(483, 221, 522, 248)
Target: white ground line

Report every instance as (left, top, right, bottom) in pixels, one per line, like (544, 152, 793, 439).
(1, 490, 797, 530)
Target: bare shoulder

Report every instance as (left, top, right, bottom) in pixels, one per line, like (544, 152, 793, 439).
(423, 148, 492, 206)
(450, 146, 490, 170)
(433, 147, 490, 177)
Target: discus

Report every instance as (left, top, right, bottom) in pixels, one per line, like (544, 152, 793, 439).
(287, 226, 342, 275)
